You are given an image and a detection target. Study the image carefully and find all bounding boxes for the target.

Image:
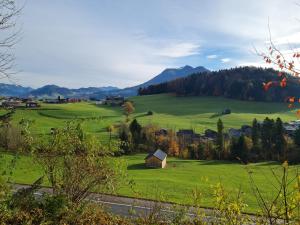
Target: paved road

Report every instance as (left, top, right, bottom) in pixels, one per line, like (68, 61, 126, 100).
(12, 184, 262, 224)
(12, 184, 211, 219)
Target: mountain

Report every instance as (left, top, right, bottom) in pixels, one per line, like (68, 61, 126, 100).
(139, 66, 300, 102)
(98, 65, 210, 97)
(0, 83, 33, 97)
(0, 65, 209, 98)
(140, 65, 209, 87)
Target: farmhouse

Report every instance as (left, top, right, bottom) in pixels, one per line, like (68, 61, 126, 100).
(145, 149, 167, 168)
(26, 101, 39, 108)
(2, 99, 22, 108)
(104, 95, 125, 106)
(222, 108, 231, 115)
(155, 128, 168, 136)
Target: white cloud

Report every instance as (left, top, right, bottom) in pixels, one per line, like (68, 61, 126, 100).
(13, 0, 300, 87)
(272, 32, 300, 46)
(207, 54, 218, 59)
(221, 58, 231, 63)
(156, 42, 200, 58)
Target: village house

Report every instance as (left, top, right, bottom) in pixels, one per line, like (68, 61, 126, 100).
(104, 95, 125, 106)
(145, 149, 167, 168)
(25, 101, 40, 108)
(241, 125, 252, 136)
(155, 128, 168, 136)
(2, 99, 23, 108)
(204, 129, 218, 139)
(177, 129, 194, 147)
(228, 128, 243, 139)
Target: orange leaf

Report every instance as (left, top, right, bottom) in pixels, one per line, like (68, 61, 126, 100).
(280, 78, 287, 88)
(263, 81, 273, 91)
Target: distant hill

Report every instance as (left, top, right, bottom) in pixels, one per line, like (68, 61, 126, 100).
(139, 66, 300, 102)
(0, 83, 33, 97)
(0, 83, 120, 98)
(0, 65, 209, 98)
(28, 85, 120, 98)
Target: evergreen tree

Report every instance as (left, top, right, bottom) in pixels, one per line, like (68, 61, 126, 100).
(129, 119, 142, 149)
(230, 135, 248, 162)
(261, 117, 274, 159)
(119, 123, 132, 154)
(251, 118, 260, 153)
(274, 118, 286, 161)
(294, 127, 300, 147)
(216, 119, 224, 160)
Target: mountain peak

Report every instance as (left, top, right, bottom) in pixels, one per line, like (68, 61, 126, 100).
(179, 65, 193, 70)
(140, 65, 209, 87)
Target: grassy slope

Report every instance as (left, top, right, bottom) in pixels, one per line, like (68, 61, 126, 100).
(1, 153, 299, 213)
(131, 94, 298, 132)
(8, 94, 298, 137)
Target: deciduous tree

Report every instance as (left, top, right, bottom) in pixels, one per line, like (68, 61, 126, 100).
(123, 101, 135, 120)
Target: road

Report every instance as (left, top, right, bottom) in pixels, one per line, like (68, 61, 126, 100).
(12, 184, 262, 224)
(12, 183, 212, 219)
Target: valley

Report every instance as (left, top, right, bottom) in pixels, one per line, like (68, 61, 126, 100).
(1, 94, 299, 214)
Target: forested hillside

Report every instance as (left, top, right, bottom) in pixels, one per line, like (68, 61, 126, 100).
(139, 67, 300, 102)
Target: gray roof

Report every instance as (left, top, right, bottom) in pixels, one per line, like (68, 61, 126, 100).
(153, 149, 167, 161)
(145, 149, 167, 161)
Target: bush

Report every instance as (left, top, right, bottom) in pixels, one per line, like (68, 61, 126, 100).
(147, 110, 153, 116)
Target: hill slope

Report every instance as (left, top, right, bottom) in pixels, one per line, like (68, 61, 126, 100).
(139, 66, 300, 102)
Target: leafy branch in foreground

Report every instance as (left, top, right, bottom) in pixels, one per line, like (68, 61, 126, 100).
(33, 121, 124, 204)
(246, 161, 300, 224)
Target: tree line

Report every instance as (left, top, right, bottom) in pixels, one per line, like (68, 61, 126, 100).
(118, 117, 300, 163)
(138, 66, 300, 102)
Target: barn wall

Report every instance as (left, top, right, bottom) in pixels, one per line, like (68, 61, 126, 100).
(145, 156, 163, 168)
(161, 158, 167, 168)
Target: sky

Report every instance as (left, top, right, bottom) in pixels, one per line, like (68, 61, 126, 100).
(7, 0, 300, 88)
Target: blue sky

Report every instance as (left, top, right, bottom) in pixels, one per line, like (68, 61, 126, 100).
(10, 0, 300, 88)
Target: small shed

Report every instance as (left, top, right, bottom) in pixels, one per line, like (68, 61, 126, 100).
(145, 149, 167, 168)
(222, 108, 231, 115)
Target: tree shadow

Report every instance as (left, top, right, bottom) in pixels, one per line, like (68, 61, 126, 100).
(127, 163, 158, 170)
(134, 113, 150, 119)
(198, 160, 239, 165)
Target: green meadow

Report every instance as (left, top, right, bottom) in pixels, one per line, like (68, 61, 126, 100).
(9, 94, 300, 137)
(1, 153, 298, 213)
(1, 94, 300, 213)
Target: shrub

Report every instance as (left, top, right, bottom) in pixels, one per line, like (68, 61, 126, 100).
(147, 110, 153, 116)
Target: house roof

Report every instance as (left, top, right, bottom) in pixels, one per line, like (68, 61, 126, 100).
(177, 129, 194, 135)
(145, 149, 167, 161)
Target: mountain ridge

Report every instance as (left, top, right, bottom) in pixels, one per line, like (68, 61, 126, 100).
(0, 65, 209, 98)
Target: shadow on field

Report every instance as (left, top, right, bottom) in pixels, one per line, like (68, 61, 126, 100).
(199, 160, 238, 165)
(254, 161, 280, 167)
(127, 163, 150, 170)
(134, 113, 149, 119)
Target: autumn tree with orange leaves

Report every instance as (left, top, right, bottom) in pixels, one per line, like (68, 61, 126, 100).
(260, 38, 300, 117)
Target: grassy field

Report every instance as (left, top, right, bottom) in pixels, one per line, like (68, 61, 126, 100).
(130, 94, 298, 133)
(7, 94, 300, 138)
(2, 94, 300, 213)
(1, 152, 298, 213)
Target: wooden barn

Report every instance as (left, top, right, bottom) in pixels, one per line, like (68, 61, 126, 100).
(145, 149, 167, 168)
